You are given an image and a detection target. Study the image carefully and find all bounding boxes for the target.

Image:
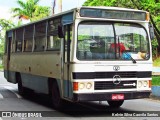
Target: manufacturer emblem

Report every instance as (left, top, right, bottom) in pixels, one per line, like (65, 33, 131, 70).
(113, 75, 121, 85)
(113, 66, 120, 71)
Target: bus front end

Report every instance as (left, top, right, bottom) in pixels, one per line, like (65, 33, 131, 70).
(71, 7, 152, 107)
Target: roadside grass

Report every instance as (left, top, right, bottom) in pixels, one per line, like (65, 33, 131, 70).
(0, 64, 3, 70)
(152, 76, 160, 86)
(153, 57, 160, 67)
(152, 57, 160, 86)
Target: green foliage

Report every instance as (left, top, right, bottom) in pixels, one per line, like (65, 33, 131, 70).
(0, 40, 4, 59)
(152, 39, 158, 57)
(152, 76, 160, 86)
(153, 57, 160, 66)
(0, 19, 15, 30)
(0, 64, 3, 70)
(0, 19, 15, 62)
(11, 0, 50, 22)
(31, 6, 50, 21)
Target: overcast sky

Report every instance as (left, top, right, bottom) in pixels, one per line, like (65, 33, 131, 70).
(0, 0, 86, 20)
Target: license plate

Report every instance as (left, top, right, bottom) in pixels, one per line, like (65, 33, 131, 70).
(112, 94, 124, 100)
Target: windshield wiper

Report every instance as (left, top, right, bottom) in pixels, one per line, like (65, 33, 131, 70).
(116, 36, 136, 63)
(123, 51, 137, 64)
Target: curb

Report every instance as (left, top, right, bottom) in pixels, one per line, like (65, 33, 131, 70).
(152, 72, 160, 76)
(152, 86, 160, 97)
(150, 86, 160, 101)
(150, 94, 160, 101)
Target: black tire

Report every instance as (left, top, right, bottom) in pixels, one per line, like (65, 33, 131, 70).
(51, 82, 64, 110)
(17, 74, 25, 95)
(107, 100, 124, 108)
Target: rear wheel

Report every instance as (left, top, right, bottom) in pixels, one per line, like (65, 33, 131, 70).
(17, 74, 25, 95)
(107, 100, 124, 108)
(51, 82, 64, 109)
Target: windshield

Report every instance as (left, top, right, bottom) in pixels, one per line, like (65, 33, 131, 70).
(77, 22, 150, 61)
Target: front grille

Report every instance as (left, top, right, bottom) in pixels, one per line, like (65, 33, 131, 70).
(72, 71, 151, 79)
(94, 80, 137, 90)
(95, 72, 137, 78)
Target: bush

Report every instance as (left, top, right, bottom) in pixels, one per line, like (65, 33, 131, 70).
(151, 39, 158, 58)
(153, 57, 160, 66)
(152, 76, 160, 86)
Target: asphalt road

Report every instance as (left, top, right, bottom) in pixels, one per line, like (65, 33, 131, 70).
(0, 71, 160, 120)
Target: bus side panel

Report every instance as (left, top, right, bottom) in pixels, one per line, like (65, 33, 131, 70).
(4, 54, 8, 80)
(63, 80, 73, 99)
(4, 70, 17, 84)
(7, 52, 62, 95)
(3, 55, 17, 83)
(21, 73, 48, 94)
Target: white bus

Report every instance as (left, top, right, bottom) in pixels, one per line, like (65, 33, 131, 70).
(4, 7, 154, 109)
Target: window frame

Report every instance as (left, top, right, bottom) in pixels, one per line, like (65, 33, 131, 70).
(76, 21, 150, 61)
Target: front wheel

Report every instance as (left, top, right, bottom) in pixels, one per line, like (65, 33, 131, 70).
(107, 100, 124, 108)
(51, 82, 64, 110)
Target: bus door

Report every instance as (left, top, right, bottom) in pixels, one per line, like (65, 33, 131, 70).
(60, 13, 73, 99)
(6, 31, 12, 80)
(62, 24, 72, 98)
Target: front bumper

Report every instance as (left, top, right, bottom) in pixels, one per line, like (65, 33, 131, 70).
(73, 91, 151, 102)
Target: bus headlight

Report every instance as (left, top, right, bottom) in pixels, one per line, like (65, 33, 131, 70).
(143, 81, 148, 87)
(86, 82, 92, 89)
(137, 80, 151, 89)
(79, 83, 85, 90)
(138, 81, 142, 88)
(73, 82, 94, 91)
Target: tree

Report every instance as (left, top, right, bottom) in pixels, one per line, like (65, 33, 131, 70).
(0, 19, 15, 62)
(83, 0, 160, 53)
(31, 6, 50, 21)
(52, 0, 56, 15)
(11, 0, 50, 22)
(0, 19, 15, 31)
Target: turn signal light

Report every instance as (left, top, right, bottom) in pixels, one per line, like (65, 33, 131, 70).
(146, 12, 150, 21)
(149, 80, 151, 88)
(73, 82, 78, 91)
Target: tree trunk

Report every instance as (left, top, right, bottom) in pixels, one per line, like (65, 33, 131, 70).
(58, 0, 62, 13)
(150, 15, 160, 52)
(52, 0, 56, 15)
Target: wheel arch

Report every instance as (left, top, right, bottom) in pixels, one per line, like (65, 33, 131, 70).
(48, 78, 62, 97)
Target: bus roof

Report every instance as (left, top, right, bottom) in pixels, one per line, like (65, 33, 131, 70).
(7, 8, 76, 32)
(81, 6, 147, 12)
(7, 6, 148, 32)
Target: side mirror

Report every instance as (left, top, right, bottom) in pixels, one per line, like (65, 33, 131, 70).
(149, 23, 154, 40)
(58, 25, 64, 38)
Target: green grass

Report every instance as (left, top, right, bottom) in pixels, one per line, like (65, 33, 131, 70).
(153, 57, 160, 67)
(0, 64, 3, 70)
(152, 76, 160, 86)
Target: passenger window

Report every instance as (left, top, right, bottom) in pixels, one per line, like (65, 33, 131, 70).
(24, 25, 33, 52)
(15, 28, 23, 52)
(47, 18, 61, 50)
(34, 21, 46, 51)
(12, 31, 16, 53)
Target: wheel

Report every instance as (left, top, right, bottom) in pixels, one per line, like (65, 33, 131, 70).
(51, 82, 64, 110)
(107, 100, 124, 108)
(17, 74, 25, 95)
